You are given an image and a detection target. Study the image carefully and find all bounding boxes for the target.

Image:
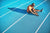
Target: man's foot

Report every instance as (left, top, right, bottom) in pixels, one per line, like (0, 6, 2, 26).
(40, 8, 43, 12)
(36, 15, 39, 16)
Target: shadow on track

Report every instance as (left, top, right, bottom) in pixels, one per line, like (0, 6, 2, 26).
(8, 8, 34, 15)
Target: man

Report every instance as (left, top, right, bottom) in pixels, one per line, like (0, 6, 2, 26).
(27, 3, 43, 16)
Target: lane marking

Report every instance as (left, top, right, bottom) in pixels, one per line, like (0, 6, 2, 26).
(0, 11, 12, 18)
(0, 0, 19, 9)
(2, 14, 27, 33)
(35, 12, 50, 33)
(2, 0, 47, 33)
(2, 0, 33, 33)
(0, 0, 33, 18)
(34, 0, 47, 8)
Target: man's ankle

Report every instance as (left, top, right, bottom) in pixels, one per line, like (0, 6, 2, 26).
(36, 15, 39, 16)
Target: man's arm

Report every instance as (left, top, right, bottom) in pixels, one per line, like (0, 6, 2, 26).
(29, 6, 35, 14)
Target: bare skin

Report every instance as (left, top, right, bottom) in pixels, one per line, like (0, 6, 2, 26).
(27, 3, 43, 16)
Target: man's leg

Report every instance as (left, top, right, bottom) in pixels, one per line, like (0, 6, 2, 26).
(34, 9, 43, 12)
(34, 10, 41, 12)
(33, 12, 39, 16)
(32, 10, 39, 16)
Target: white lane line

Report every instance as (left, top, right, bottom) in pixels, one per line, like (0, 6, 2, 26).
(2, 0, 47, 33)
(0, 0, 33, 18)
(49, 12, 50, 14)
(0, 11, 12, 18)
(35, 12, 50, 33)
(34, 0, 47, 8)
(2, 14, 27, 33)
(0, 0, 19, 9)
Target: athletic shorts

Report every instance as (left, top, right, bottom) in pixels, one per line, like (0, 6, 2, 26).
(28, 9, 35, 14)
